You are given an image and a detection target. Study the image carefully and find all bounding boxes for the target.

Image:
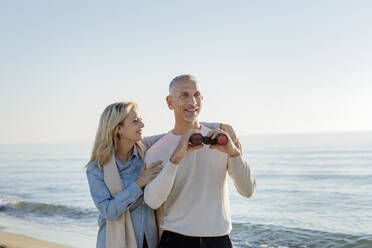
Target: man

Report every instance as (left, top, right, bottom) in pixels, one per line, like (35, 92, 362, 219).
(144, 74, 256, 248)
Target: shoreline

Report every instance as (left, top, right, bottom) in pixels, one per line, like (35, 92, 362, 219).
(0, 215, 96, 248)
(0, 226, 70, 248)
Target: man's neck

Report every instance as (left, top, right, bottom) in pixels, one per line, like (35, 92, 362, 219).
(172, 120, 201, 135)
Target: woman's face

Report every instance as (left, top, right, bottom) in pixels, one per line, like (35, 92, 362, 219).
(118, 108, 145, 142)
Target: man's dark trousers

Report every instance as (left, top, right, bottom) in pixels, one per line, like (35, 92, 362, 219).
(158, 230, 233, 248)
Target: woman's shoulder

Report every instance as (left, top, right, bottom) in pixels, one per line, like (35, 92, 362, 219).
(86, 160, 103, 178)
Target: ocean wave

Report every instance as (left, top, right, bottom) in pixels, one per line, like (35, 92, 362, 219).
(1, 193, 372, 247)
(0, 195, 97, 220)
(231, 223, 372, 248)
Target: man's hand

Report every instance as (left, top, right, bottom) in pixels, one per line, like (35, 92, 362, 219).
(220, 124, 242, 154)
(170, 130, 204, 164)
(208, 129, 241, 157)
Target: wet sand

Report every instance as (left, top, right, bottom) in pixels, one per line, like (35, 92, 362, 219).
(0, 226, 69, 248)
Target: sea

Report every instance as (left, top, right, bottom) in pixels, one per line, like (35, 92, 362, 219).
(1, 132, 372, 248)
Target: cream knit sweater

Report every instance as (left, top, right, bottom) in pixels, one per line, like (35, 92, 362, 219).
(144, 125, 256, 237)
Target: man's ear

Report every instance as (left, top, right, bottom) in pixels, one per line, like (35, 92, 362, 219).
(166, 95, 174, 110)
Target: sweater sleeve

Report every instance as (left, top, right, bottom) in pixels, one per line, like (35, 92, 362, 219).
(227, 155, 256, 198)
(144, 160, 178, 209)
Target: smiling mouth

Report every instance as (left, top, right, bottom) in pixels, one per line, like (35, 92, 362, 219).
(184, 109, 198, 113)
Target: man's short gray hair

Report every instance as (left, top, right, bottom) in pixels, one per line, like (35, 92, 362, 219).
(169, 74, 197, 95)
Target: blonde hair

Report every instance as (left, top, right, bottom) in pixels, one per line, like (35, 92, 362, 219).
(87, 102, 144, 167)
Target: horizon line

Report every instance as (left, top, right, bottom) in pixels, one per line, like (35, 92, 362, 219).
(1, 130, 372, 145)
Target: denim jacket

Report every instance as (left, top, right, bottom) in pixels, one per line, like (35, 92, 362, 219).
(87, 143, 159, 248)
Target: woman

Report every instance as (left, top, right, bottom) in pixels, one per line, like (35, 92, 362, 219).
(86, 102, 232, 248)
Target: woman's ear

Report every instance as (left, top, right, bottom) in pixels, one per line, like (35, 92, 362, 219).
(117, 125, 122, 137)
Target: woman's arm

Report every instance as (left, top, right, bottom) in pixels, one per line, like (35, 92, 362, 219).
(143, 134, 166, 149)
(86, 170, 143, 221)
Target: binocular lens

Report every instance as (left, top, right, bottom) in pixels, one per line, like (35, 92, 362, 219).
(189, 133, 228, 146)
(217, 134, 228, 145)
(190, 134, 203, 146)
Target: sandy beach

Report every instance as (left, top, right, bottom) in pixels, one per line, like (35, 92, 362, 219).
(0, 227, 69, 248)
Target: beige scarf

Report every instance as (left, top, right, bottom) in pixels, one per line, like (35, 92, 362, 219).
(103, 154, 137, 248)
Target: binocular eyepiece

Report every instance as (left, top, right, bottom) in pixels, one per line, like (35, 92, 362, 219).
(189, 133, 228, 146)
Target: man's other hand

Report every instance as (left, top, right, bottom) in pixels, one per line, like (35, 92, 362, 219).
(208, 129, 241, 157)
(220, 124, 242, 154)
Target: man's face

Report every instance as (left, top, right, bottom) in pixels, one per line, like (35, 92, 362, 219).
(168, 79, 203, 123)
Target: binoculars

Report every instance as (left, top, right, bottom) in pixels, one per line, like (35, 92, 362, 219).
(189, 133, 228, 146)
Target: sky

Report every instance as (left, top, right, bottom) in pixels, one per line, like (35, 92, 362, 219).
(0, 0, 371, 143)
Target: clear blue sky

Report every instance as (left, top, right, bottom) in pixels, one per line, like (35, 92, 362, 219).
(1, 0, 371, 143)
